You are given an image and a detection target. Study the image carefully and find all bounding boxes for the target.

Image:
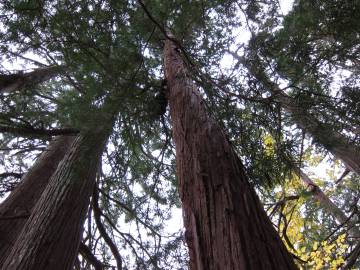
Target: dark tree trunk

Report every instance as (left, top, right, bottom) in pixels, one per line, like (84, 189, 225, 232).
(0, 135, 75, 267)
(79, 242, 104, 270)
(164, 39, 297, 269)
(1, 128, 109, 270)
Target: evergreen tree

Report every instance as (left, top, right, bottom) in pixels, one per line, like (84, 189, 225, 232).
(164, 34, 296, 269)
(0, 0, 359, 269)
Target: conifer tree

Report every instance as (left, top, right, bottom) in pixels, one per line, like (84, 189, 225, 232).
(164, 35, 296, 269)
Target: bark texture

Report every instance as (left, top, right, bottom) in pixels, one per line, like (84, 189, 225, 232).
(0, 66, 63, 94)
(164, 39, 297, 270)
(1, 128, 109, 270)
(0, 135, 75, 267)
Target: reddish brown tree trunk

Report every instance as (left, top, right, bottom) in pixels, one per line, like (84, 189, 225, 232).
(0, 135, 75, 267)
(1, 128, 109, 270)
(164, 39, 297, 269)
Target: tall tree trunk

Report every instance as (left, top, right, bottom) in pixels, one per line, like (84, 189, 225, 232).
(164, 38, 297, 269)
(0, 66, 63, 94)
(0, 135, 75, 267)
(1, 127, 110, 270)
(298, 170, 360, 239)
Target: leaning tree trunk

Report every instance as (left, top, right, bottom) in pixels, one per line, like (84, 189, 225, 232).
(280, 93, 360, 177)
(1, 126, 110, 270)
(245, 60, 360, 178)
(164, 38, 297, 269)
(0, 135, 75, 267)
(298, 170, 360, 239)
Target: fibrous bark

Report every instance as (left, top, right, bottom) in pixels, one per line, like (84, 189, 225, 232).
(0, 135, 75, 267)
(1, 127, 109, 270)
(164, 37, 297, 270)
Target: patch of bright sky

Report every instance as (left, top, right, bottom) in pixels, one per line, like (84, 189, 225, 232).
(218, 0, 347, 190)
(220, 0, 294, 69)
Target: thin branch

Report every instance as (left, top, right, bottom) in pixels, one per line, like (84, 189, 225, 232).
(98, 188, 161, 237)
(268, 195, 300, 218)
(100, 210, 161, 269)
(336, 168, 351, 185)
(136, 0, 194, 66)
(0, 214, 30, 220)
(0, 172, 23, 179)
(92, 184, 123, 270)
(343, 241, 360, 270)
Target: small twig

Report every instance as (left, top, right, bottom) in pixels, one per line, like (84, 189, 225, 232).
(336, 168, 350, 185)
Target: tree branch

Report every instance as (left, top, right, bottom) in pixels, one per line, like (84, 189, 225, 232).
(79, 242, 104, 270)
(0, 125, 79, 138)
(343, 241, 360, 270)
(0, 66, 64, 94)
(92, 185, 123, 270)
(0, 214, 30, 220)
(0, 172, 23, 179)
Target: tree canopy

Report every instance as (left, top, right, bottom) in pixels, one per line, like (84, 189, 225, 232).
(0, 0, 359, 269)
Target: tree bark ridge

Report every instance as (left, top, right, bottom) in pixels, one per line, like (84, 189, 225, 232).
(1, 128, 109, 270)
(0, 135, 75, 267)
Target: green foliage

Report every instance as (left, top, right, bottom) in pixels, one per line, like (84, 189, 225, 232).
(0, 0, 359, 268)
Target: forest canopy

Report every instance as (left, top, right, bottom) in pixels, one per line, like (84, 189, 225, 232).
(0, 0, 359, 269)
